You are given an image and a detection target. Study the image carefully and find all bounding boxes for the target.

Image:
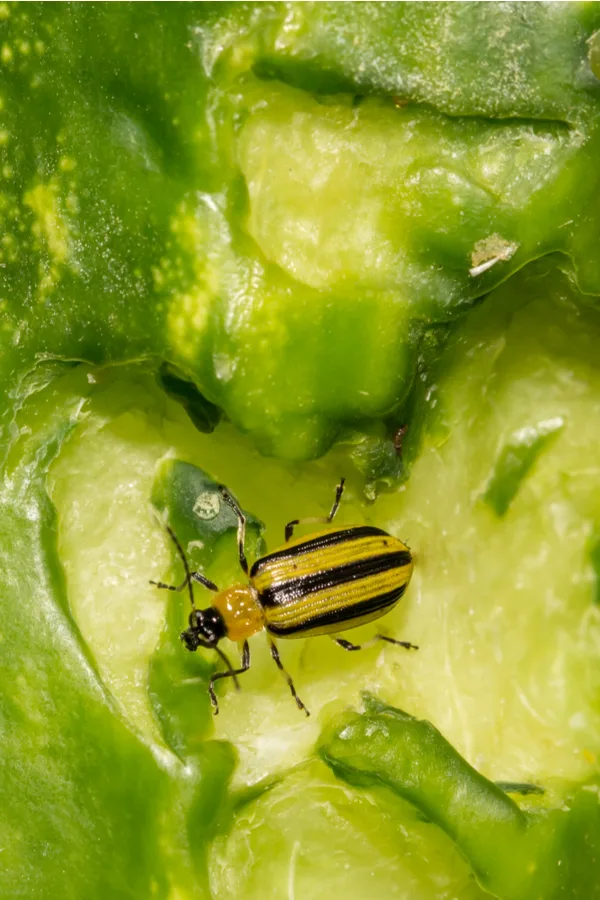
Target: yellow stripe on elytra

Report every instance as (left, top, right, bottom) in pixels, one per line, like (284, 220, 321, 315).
(252, 533, 406, 593)
(263, 565, 410, 629)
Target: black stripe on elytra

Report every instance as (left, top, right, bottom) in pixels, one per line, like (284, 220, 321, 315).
(250, 525, 389, 578)
(266, 583, 407, 636)
(259, 550, 412, 608)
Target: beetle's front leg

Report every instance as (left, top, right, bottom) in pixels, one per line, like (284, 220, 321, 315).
(208, 640, 251, 714)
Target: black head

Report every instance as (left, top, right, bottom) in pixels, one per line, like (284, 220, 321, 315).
(180, 607, 226, 652)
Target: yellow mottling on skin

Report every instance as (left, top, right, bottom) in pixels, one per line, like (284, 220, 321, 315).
(0, 96, 4, 112)
(24, 181, 70, 265)
(59, 156, 76, 173)
(38, 272, 53, 296)
(0, 4, 10, 20)
(162, 204, 222, 362)
(152, 265, 165, 289)
(166, 887, 193, 900)
(24, 178, 79, 298)
(2, 164, 12, 179)
(34, 40, 45, 56)
(18, 40, 30, 56)
(0, 129, 9, 145)
(65, 192, 78, 215)
(168, 286, 211, 360)
(1, 44, 13, 64)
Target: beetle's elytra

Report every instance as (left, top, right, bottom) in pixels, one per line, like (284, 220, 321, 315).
(151, 479, 416, 716)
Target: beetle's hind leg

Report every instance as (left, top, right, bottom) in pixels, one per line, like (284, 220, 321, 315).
(376, 635, 419, 650)
(268, 638, 310, 716)
(285, 478, 345, 542)
(209, 640, 251, 715)
(333, 634, 418, 652)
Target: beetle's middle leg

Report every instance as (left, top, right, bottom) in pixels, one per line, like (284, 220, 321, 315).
(285, 478, 346, 541)
(333, 635, 418, 652)
(268, 638, 310, 716)
(218, 485, 249, 575)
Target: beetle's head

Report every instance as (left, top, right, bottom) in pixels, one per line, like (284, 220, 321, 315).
(180, 607, 226, 652)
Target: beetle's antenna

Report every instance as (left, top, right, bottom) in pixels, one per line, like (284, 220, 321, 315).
(215, 646, 241, 691)
(165, 524, 196, 610)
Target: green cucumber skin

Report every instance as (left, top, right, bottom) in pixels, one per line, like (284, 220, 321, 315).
(2, 2, 600, 459)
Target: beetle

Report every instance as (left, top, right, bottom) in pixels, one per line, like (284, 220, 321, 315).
(151, 479, 416, 716)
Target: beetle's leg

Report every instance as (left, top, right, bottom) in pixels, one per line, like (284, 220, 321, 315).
(209, 640, 251, 715)
(333, 637, 362, 651)
(215, 647, 241, 692)
(328, 477, 346, 521)
(268, 638, 310, 716)
(150, 571, 219, 593)
(285, 478, 346, 542)
(218, 485, 248, 575)
(376, 634, 419, 651)
(333, 634, 418, 652)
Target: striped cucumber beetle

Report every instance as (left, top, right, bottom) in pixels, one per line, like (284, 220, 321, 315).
(151, 479, 416, 716)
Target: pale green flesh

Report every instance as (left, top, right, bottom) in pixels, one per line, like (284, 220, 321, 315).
(237, 81, 573, 299)
(210, 763, 486, 900)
